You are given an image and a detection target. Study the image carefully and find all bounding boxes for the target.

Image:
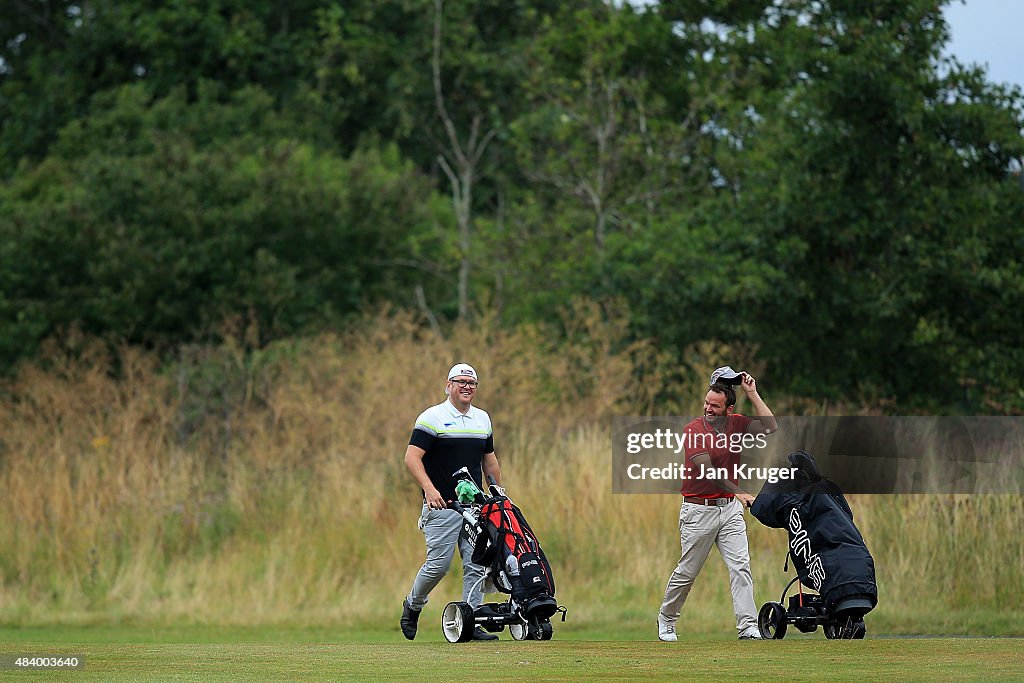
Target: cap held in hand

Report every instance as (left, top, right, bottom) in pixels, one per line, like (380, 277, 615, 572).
(710, 365, 745, 386)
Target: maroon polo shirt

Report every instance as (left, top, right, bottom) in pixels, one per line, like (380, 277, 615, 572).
(680, 413, 753, 498)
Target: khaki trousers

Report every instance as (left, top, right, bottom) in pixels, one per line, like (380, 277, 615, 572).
(659, 499, 758, 635)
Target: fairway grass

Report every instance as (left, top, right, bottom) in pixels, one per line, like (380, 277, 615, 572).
(2, 627, 1021, 681)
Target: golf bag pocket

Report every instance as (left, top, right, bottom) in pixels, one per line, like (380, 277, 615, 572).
(518, 552, 548, 601)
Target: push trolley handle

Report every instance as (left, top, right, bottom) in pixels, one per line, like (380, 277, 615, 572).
(487, 474, 507, 498)
(448, 499, 485, 534)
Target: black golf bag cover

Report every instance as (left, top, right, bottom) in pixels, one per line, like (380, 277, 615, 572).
(751, 450, 877, 619)
(472, 497, 558, 620)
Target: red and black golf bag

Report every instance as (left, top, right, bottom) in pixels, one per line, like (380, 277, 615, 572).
(472, 496, 559, 621)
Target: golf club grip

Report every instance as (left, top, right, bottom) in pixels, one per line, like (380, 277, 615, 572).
(448, 500, 465, 514)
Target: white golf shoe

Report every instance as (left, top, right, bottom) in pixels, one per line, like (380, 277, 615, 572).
(657, 615, 677, 642)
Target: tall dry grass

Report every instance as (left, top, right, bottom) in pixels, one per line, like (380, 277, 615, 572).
(0, 307, 1021, 633)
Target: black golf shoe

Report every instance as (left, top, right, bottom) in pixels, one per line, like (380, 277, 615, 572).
(471, 627, 498, 641)
(400, 599, 421, 640)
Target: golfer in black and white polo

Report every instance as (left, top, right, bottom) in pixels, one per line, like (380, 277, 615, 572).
(400, 363, 502, 641)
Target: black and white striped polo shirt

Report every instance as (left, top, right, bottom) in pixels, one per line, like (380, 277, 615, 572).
(409, 400, 494, 502)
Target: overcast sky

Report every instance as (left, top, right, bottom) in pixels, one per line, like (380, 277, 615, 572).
(942, 0, 1022, 89)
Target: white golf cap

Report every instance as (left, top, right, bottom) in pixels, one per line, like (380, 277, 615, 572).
(447, 363, 478, 381)
(710, 365, 744, 386)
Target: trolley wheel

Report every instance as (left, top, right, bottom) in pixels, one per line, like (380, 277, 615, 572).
(538, 620, 553, 641)
(526, 618, 553, 641)
(849, 620, 866, 639)
(758, 601, 788, 640)
(509, 620, 528, 641)
(441, 601, 475, 643)
(825, 619, 866, 639)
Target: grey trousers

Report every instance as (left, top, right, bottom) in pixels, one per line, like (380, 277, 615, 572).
(406, 503, 485, 611)
(659, 499, 758, 635)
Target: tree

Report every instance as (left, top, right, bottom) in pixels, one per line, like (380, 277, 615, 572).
(709, 0, 1024, 406)
(0, 83, 450, 369)
(0, 0, 325, 176)
(431, 0, 496, 320)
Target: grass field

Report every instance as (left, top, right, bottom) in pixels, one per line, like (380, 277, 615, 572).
(1, 625, 1021, 681)
(2, 316, 1022, 681)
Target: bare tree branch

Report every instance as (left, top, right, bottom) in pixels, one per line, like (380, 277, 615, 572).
(436, 154, 461, 204)
(415, 284, 443, 337)
(432, 0, 465, 167)
(429, 0, 497, 321)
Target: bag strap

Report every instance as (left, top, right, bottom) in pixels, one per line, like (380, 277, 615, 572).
(484, 500, 531, 556)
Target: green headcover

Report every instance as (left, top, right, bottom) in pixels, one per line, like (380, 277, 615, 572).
(455, 478, 482, 504)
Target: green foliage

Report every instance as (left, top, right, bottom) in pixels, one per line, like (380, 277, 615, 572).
(708, 0, 1024, 407)
(1, 0, 1022, 410)
(0, 83, 451, 365)
(0, 0, 325, 170)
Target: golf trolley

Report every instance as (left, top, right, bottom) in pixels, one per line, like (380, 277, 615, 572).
(441, 469, 566, 643)
(758, 575, 869, 640)
(751, 451, 877, 641)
